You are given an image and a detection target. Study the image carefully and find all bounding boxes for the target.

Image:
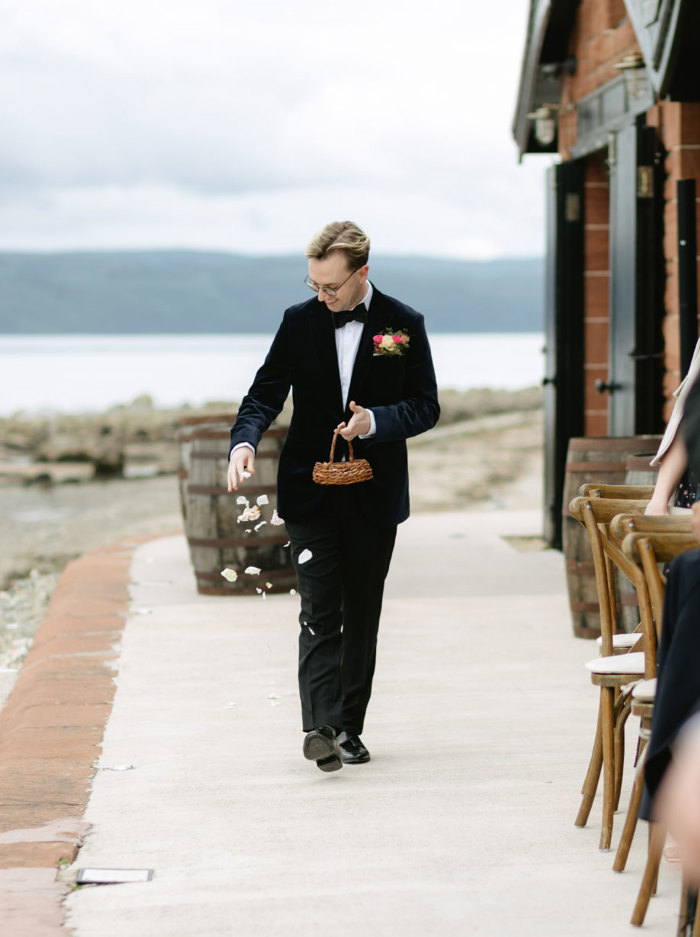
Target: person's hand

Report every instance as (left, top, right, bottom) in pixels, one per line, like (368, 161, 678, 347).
(692, 501, 700, 543)
(227, 447, 255, 492)
(337, 401, 370, 441)
(656, 721, 700, 883)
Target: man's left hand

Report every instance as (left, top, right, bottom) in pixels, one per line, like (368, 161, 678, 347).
(337, 401, 370, 441)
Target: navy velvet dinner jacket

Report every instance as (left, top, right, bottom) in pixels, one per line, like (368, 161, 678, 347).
(229, 285, 440, 528)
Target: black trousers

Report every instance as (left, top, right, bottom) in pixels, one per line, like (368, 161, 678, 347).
(285, 491, 397, 736)
(642, 547, 700, 819)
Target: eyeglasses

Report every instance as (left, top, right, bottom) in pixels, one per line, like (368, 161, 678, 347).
(304, 268, 358, 298)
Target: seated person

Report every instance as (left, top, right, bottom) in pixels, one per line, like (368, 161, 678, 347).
(643, 375, 700, 880)
(646, 338, 700, 515)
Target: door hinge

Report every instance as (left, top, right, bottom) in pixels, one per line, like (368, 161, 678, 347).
(637, 166, 654, 198)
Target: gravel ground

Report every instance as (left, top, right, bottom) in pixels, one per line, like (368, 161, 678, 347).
(0, 407, 544, 677)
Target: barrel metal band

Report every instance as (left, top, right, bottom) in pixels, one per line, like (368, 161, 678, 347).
(196, 567, 295, 581)
(190, 450, 278, 460)
(565, 462, 626, 472)
(187, 484, 276, 496)
(188, 534, 289, 548)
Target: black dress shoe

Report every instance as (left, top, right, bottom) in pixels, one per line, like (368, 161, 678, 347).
(337, 731, 370, 764)
(303, 726, 343, 772)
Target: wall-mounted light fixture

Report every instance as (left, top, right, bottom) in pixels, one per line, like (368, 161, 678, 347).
(614, 52, 649, 101)
(528, 106, 557, 145)
(527, 103, 576, 147)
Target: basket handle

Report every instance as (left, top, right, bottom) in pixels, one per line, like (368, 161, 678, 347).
(329, 427, 354, 462)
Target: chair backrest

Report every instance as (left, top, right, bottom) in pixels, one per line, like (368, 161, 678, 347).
(570, 497, 649, 659)
(578, 483, 655, 500)
(621, 530, 699, 656)
(610, 513, 693, 543)
(569, 496, 648, 525)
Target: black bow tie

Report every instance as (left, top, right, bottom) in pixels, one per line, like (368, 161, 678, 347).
(333, 303, 367, 329)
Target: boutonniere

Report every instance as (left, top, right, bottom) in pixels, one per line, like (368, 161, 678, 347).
(372, 329, 410, 357)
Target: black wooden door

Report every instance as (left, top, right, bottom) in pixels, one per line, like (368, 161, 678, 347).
(543, 161, 585, 549)
(607, 120, 664, 434)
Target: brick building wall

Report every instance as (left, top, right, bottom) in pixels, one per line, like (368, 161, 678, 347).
(554, 0, 700, 430)
(558, 0, 639, 160)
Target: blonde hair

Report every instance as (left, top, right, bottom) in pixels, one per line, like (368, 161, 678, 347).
(305, 221, 370, 269)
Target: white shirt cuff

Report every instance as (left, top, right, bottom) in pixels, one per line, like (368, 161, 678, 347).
(359, 408, 376, 438)
(231, 442, 256, 457)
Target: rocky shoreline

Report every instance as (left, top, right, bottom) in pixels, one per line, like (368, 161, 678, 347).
(0, 387, 541, 483)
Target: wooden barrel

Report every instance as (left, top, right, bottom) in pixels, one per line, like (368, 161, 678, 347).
(562, 436, 662, 639)
(619, 452, 661, 631)
(179, 419, 296, 596)
(178, 413, 236, 524)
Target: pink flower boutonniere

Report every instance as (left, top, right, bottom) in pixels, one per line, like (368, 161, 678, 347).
(372, 329, 410, 357)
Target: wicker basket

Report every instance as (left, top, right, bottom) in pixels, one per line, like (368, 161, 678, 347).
(312, 429, 373, 485)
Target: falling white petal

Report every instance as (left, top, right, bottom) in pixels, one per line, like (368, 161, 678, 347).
(261, 592, 267, 600)
(270, 509, 285, 526)
(265, 581, 273, 589)
(254, 521, 267, 531)
(283, 541, 290, 548)
(236, 496, 249, 506)
(256, 494, 269, 506)
(244, 566, 262, 576)
(298, 549, 313, 564)
(289, 589, 297, 596)
(220, 568, 238, 582)
(255, 587, 263, 594)
(237, 504, 261, 524)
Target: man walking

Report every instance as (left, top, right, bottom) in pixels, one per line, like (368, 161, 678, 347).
(228, 221, 439, 772)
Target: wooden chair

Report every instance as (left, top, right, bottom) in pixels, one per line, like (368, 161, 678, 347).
(608, 523, 693, 877)
(569, 496, 649, 850)
(583, 486, 658, 653)
(619, 530, 699, 928)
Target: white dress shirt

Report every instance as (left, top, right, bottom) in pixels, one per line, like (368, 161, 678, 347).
(232, 282, 375, 458)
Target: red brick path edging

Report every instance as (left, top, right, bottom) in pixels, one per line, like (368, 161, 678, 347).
(0, 534, 161, 936)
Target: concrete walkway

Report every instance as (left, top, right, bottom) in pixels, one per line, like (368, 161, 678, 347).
(62, 510, 678, 936)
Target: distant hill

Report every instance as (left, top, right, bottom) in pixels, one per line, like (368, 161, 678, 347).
(0, 250, 543, 334)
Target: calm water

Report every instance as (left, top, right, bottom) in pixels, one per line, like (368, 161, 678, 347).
(0, 333, 544, 416)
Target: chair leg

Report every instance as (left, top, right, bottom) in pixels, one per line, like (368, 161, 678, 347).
(631, 822, 665, 926)
(613, 737, 648, 872)
(600, 686, 616, 850)
(613, 692, 632, 811)
(576, 697, 603, 828)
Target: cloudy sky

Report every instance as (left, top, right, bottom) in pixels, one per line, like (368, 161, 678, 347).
(1, 0, 550, 259)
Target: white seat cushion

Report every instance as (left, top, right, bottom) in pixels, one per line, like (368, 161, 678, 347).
(596, 633, 642, 649)
(585, 651, 645, 675)
(632, 678, 656, 702)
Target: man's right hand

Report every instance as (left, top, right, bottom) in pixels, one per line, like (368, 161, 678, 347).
(227, 447, 256, 492)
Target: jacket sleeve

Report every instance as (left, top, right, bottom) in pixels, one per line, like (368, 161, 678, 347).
(371, 313, 440, 443)
(229, 314, 292, 455)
